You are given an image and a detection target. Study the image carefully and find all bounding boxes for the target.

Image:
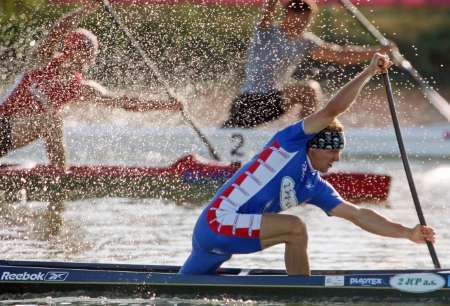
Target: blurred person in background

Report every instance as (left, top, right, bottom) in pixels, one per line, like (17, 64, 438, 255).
(0, 4, 182, 168)
(0, 3, 181, 236)
(222, 0, 393, 128)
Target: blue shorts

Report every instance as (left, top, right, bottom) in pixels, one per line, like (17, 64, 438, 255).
(179, 210, 262, 274)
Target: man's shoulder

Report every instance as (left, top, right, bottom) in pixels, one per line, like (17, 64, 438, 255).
(276, 119, 308, 138)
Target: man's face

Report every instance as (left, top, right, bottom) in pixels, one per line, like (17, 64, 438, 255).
(307, 148, 342, 173)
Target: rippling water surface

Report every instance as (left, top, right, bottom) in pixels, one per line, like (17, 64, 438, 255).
(1, 123, 449, 306)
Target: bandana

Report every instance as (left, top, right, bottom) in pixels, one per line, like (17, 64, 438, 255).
(308, 130, 345, 150)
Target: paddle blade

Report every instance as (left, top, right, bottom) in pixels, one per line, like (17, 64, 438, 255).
(323, 172, 391, 203)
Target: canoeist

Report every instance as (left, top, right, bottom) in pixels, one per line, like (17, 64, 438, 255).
(180, 53, 436, 275)
(0, 4, 182, 167)
(0, 3, 181, 236)
(222, 0, 394, 128)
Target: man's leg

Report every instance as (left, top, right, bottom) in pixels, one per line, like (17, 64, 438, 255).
(179, 213, 233, 275)
(281, 80, 323, 119)
(179, 248, 231, 275)
(10, 113, 51, 149)
(260, 213, 310, 275)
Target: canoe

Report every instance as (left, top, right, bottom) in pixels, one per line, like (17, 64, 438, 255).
(0, 260, 448, 301)
(0, 154, 390, 204)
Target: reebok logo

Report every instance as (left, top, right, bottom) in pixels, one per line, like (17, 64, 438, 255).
(45, 272, 69, 281)
(1, 271, 69, 281)
(1, 271, 45, 281)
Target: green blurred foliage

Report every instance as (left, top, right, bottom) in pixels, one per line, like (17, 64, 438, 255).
(1, 0, 449, 86)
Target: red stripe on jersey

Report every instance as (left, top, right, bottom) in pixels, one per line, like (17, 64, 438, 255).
(258, 147, 273, 162)
(219, 225, 233, 236)
(206, 141, 280, 239)
(234, 172, 247, 185)
(222, 186, 234, 197)
(247, 162, 259, 174)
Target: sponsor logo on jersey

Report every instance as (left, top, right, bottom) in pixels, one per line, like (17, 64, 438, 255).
(280, 176, 298, 210)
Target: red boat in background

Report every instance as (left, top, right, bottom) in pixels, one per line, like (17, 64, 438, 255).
(0, 155, 390, 204)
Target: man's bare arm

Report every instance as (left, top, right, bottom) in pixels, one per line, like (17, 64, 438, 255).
(303, 53, 391, 134)
(78, 80, 183, 111)
(258, 0, 279, 29)
(310, 43, 391, 66)
(331, 202, 435, 243)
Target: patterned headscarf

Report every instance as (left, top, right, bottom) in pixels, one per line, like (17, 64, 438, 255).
(308, 129, 345, 150)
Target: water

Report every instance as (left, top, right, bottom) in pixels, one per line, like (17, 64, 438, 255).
(1, 122, 450, 305)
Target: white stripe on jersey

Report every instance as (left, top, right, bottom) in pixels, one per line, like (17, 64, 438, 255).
(215, 146, 297, 229)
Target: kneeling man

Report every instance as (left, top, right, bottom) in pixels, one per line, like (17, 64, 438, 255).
(180, 53, 435, 275)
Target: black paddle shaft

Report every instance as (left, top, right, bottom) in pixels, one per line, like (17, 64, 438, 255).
(101, 0, 221, 161)
(382, 73, 441, 269)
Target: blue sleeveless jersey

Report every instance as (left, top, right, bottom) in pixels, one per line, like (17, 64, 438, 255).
(206, 120, 344, 239)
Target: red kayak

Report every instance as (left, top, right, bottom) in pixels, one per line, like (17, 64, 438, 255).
(0, 155, 390, 204)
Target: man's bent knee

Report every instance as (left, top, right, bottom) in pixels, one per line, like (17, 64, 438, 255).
(260, 214, 308, 249)
(286, 216, 308, 243)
